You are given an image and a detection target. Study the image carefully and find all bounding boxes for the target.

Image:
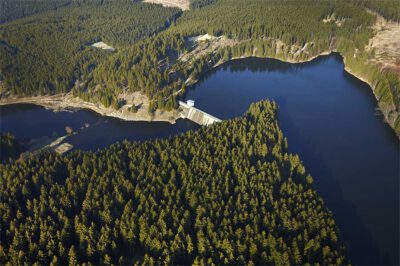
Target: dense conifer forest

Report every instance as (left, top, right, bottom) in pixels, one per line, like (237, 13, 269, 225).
(190, 0, 218, 9)
(0, 0, 181, 97)
(0, 101, 348, 265)
(1, 0, 72, 23)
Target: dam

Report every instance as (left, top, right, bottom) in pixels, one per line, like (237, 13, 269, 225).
(179, 100, 221, 126)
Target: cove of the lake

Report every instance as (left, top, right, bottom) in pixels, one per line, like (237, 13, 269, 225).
(1, 53, 398, 264)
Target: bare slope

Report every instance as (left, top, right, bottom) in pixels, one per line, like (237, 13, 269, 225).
(366, 12, 400, 75)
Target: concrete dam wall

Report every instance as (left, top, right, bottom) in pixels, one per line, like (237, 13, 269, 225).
(179, 101, 221, 126)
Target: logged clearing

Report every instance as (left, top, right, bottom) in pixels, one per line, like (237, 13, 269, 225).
(143, 0, 189, 10)
(366, 12, 400, 75)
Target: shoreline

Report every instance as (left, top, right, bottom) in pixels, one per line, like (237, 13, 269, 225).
(0, 50, 395, 135)
(341, 56, 399, 135)
(184, 50, 335, 89)
(0, 93, 180, 124)
(185, 50, 399, 136)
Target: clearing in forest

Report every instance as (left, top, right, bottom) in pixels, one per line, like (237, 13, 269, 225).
(91, 42, 115, 52)
(143, 0, 190, 10)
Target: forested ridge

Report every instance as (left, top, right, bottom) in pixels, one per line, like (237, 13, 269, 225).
(0, 101, 347, 265)
(1, 0, 399, 133)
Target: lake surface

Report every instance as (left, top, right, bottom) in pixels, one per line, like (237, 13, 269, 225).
(0, 104, 199, 152)
(0, 53, 398, 264)
(184, 54, 399, 264)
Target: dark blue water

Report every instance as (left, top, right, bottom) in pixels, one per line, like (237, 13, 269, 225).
(0, 104, 199, 152)
(0, 53, 398, 264)
(184, 54, 399, 264)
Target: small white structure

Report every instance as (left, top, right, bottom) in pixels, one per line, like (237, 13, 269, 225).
(186, 99, 195, 107)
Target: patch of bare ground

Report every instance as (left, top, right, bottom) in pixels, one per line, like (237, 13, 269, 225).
(366, 11, 400, 75)
(143, 0, 189, 10)
(180, 34, 238, 63)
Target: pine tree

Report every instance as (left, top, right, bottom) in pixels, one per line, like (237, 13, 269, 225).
(68, 246, 77, 266)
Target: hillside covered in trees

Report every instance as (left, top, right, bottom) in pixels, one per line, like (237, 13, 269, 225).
(1, 0, 399, 134)
(0, 0, 181, 99)
(0, 101, 347, 265)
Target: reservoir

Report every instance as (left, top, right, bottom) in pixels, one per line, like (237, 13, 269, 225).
(0, 104, 199, 151)
(0, 53, 398, 264)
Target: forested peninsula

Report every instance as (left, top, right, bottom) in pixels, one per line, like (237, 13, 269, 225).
(0, 100, 348, 265)
(0, 0, 399, 135)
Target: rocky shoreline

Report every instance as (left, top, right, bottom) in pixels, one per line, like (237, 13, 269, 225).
(0, 92, 180, 124)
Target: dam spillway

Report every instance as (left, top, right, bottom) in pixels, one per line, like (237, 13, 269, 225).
(179, 101, 221, 126)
